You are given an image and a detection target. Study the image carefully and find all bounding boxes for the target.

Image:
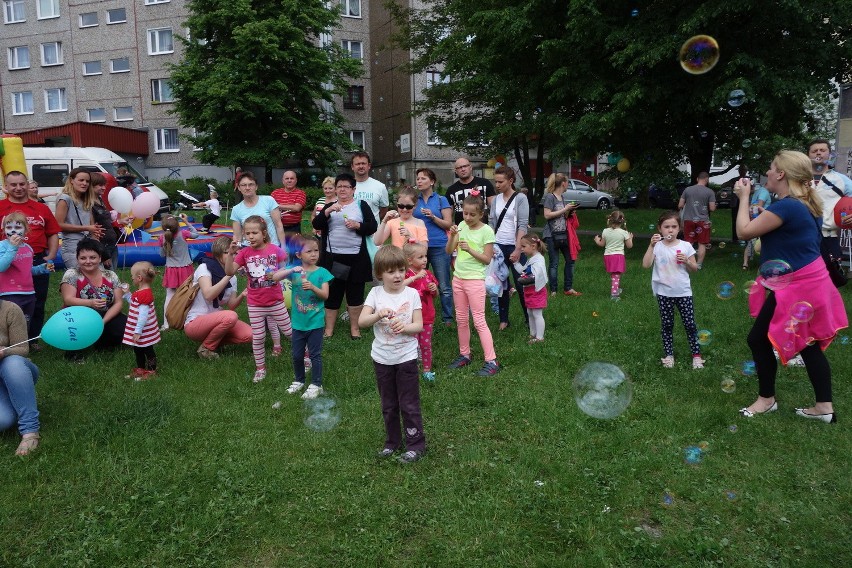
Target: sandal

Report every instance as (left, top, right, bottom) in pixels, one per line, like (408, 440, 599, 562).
(271, 346, 282, 357)
(528, 338, 544, 344)
(15, 432, 40, 456)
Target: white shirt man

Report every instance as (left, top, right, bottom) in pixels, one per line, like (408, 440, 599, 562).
(350, 152, 388, 260)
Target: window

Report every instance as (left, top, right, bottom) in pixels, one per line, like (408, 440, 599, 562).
(154, 128, 180, 152)
(341, 0, 361, 18)
(12, 91, 33, 115)
(79, 12, 97, 27)
(82, 60, 101, 75)
(32, 164, 68, 188)
(3, 0, 26, 24)
(110, 57, 130, 73)
(147, 28, 174, 55)
(36, 0, 59, 20)
(426, 119, 443, 146)
(343, 86, 364, 110)
(44, 87, 67, 112)
(114, 106, 133, 121)
(426, 71, 450, 89)
(145, 0, 170, 4)
(151, 79, 174, 103)
(341, 40, 362, 60)
(87, 108, 106, 122)
(8, 45, 29, 69)
(106, 8, 126, 24)
(348, 130, 365, 150)
(41, 42, 62, 66)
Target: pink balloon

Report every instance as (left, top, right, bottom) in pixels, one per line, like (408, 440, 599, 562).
(131, 191, 160, 218)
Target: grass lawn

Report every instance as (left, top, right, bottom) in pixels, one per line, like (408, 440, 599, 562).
(1, 216, 850, 566)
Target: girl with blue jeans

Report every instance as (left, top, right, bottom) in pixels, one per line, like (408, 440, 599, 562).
(0, 300, 40, 456)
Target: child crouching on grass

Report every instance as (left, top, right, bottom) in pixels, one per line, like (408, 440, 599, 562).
(359, 245, 426, 464)
(402, 242, 439, 382)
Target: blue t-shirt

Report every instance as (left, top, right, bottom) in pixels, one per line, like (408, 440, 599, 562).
(290, 266, 333, 331)
(413, 192, 450, 247)
(751, 186, 771, 208)
(231, 196, 281, 245)
(761, 197, 821, 271)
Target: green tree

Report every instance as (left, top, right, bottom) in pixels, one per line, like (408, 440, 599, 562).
(169, 0, 361, 181)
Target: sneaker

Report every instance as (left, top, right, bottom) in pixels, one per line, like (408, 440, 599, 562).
(159, 324, 170, 332)
(397, 450, 423, 464)
(610, 295, 621, 302)
(271, 346, 282, 357)
(197, 346, 219, 360)
(134, 370, 156, 382)
(787, 354, 805, 367)
(692, 357, 705, 370)
(124, 367, 147, 379)
(661, 356, 674, 369)
(422, 371, 436, 382)
(252, 369, 266, 383)
(339, 311, 350, 322)
(377, 448, 396, 458)
(477, 361, 501, 376)
(696, 263, 703, 270)
(286, 381, 305, 394)
(301, 384, 323, 399)
(447, 355, 472, 369)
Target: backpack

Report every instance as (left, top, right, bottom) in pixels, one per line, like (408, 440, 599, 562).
(164, 275, 199, 330)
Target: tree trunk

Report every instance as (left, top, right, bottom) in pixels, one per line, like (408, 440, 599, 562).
(265, 165, 273, 185)
(688, 131, 715, 183)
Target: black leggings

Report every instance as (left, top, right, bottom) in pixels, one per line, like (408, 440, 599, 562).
(134, 346, 157, 371)
(747, 292, 833, 402)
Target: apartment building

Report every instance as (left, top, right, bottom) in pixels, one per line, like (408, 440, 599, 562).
(1, 0, 476, 185)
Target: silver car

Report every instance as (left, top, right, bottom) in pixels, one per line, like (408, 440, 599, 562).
(563, 179, 613, 209)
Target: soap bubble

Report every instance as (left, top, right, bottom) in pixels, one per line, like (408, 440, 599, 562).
(684, 446, 703, 464)
(743, 280, 758, 295)
(716, 281, 735, 299)
(840, 335, 850, 345)
(662, 491, 675, 507)
(303, 395, 342, 432)
(759, 259, 793, 290)
(648, 224, 655, 230)
(723, 490, 738, 502)
(728, 424, 738, 433)
(739, 240, 747, 248)
(573, 362, 633, 419)
(742, 138, 753, 148)
(727, 89, 746, 107)
(697, 329, 713, 345)
(272, 401, 282, 410)
(631, 8, 639, 17)
(679, 35, 720, 75)
(721, 378, 736, 393)
(790, 301, 814, 323)
(719, 242, 726, 249)
(741, 361, 756, 376)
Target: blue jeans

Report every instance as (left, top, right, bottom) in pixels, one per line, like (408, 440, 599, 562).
(292, 328, 324, 386)
(545, 237, 575, 292)
(497, 242, 528, 325)
(427, 246, 454, 323)
(0, 355, 40, 435)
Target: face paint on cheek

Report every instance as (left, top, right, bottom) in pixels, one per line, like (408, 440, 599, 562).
(4, 223, 25, 239)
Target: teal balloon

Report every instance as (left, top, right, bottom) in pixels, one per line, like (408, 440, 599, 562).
(41, 307, 104, 350)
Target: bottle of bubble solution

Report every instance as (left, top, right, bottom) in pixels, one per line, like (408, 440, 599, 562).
(121, 282, 131, 301)
(676, 249, 682, 265)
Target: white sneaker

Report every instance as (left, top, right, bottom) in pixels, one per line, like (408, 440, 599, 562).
(301, 384, 323, 399)
(661, 356, 674, 369)
(252, 369, 266, 383)
(787, 354, 805, 367)
(339, 311, 350, 322)
(160, 324, 169, 332)
(286, 381, 305, 394)
(692, 357, 705, 370)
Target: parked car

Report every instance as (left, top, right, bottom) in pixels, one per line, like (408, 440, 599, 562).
(615, 189, 638, 208)
(564, 178, 613, 209)
(648, 181, 689, 209)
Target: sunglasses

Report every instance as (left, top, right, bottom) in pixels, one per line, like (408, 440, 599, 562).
(397, 204, 415, 210)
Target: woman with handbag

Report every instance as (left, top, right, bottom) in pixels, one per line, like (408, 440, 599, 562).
(542, 173, 582, 297)
(55, 168, 104, 269)
(312, 173, 378, 339)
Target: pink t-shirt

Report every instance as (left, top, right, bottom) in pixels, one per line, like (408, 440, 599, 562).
(405, 268, 437, 325)
(234, 243, 288, 306)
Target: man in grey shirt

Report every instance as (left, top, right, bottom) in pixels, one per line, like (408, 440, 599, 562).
(678, 171, 716, 268)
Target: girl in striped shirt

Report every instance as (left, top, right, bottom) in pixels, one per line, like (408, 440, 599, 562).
(122, 262, 161, 380)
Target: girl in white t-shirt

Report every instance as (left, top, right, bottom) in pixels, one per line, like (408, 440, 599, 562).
(594, 210, 633, 300)
(358, 245, 425, 464)
(642, 212, 704, 369)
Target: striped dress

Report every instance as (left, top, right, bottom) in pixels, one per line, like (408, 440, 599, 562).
(122, 288, 161, 347)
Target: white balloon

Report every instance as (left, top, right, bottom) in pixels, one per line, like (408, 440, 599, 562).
(107, 187, 133, 214)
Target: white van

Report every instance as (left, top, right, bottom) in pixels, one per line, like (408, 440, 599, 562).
(22, 147, 170, 217)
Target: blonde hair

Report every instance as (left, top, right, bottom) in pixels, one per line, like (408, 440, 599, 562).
(61, 168, 97, 210)
(160, 215, 181, 258)
(131, 261, 156, 284)
(2, 212, 29, 234)
(321, 176, 335, 188)
(546, 173, 568, 194)
(520, 233, 545, 253)
(403, 242, 427, 260)
(607, 209, 626, 228)
(774, 150, 823, 218)
(211, 235, 232, 259)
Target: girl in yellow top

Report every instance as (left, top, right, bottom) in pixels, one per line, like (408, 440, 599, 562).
(374, 187, 429, 248)
(446, 195, 499, 376)
(594, 210, 633, 300)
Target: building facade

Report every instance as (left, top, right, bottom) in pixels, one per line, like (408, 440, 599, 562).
(1, 0, 479, 185)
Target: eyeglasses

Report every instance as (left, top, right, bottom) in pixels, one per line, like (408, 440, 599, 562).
(397, 204, 415, 210)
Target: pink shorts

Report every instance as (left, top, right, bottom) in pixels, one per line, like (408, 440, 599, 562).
(604, 254, 625, 274)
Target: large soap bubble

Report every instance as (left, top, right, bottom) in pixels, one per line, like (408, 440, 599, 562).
(759, 259, 793, 290)
(679, 35, 720, 75)
(303, 395, 342, 432)
(727, 89, 746, 107)
(573, 362, 633, 419)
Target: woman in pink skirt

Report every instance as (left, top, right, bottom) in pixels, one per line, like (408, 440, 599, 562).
(594, 210, 634, 300)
